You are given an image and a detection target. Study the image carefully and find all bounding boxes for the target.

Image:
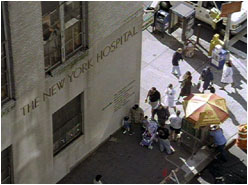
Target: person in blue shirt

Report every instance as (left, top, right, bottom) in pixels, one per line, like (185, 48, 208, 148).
(209, 125, 227, 162)
(200, 67, 214, 93)
(171, 48, 183, 78)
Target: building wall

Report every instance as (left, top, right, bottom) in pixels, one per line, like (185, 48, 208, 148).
(1, 1, 143, 183)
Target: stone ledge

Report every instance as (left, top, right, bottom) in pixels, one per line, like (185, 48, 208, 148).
(1, 99, 16, 117)
(48, 50, 89, 78)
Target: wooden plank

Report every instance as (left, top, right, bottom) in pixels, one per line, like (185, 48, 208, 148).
(228, 47, 247, 59)
(240, 36, 247, 43)
(229, 29, 247, 46)
(220, 2, 242, 17)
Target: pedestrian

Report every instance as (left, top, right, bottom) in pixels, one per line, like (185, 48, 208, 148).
(145, 87, 161, 114)
(152, 9, 159, 32)
(199, 66, 214, 93)
(122, 116, 133, 135)
(152, 104, 170, 126)
(142, 116, 149, 130)
(129, 104, 144, 125)
(171, 48, 184, 78)
(177, 71, 192, 102)
(93, 175, 103, 184)
(169, 110, 182, 141)
(164, 84, 176, 112)
(209, 125, 227, 162)
(140, 119, 158, 150)
(220, 60, 235, 90)
(157, 123, 175, 154)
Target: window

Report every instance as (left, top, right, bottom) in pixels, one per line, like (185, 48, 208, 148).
(202, 2, 215, 9)
(41, 2, 88, 73)
(1, 2, 14, 105)
(52, 94, 83, 155)
(1, 146, 13, 184)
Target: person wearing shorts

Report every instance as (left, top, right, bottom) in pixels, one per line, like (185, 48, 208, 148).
(145, 87, 161, 114)
(169, 110, 182, 141)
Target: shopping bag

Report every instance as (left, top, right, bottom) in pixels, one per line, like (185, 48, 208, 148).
(208, 84, 215, 93)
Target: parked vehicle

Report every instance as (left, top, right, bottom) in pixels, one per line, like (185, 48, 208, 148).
(162, 1, 247, 35)
(142, 1, 160, 30)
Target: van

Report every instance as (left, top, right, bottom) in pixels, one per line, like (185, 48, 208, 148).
(163, 1, 247, 35)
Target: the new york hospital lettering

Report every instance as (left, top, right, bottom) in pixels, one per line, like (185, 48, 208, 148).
(20, 26, 138, 116)
(96, 26, 138, 62)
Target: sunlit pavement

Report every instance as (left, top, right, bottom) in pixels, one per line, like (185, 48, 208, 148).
(59, 28, 246, 184)
(140, 28, 247, 183)
(140, 28, 247, 142)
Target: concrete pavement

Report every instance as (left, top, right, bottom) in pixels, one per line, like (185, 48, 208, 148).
(59, 26, 247, 184)
(58, 124, 193, 184)
(140, 27, 247, 142)
(140, 28, 247, 183)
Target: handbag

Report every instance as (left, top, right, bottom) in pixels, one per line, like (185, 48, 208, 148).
(208, 84, 215, 93)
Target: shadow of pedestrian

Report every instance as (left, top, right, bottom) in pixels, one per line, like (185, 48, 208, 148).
(151, 31, 212, 80)
(228, 110, 241, 126)
(226, 88, 247, 111)
(151, 28, 247, 94)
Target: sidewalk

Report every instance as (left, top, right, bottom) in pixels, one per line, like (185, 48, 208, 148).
(59, 124, 193, 184)
(140, 28, 247, 183)
(140, 28, 247, 142)
(59, 28, 247, 184)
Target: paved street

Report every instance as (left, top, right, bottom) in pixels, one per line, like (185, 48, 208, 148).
(59, 19, 247, 184)
(140, 25, 247, 183)
(59, 124, 193, 184)
(141, 28, 247, 140)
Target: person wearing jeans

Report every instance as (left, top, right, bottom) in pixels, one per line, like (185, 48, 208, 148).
(157, 124, 175, 155)
(209, 125, 227, 162)
(171, 48, 183, 78)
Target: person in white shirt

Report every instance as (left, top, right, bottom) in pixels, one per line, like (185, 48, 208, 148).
(164, 84, 176, 112)
(169, 110, 182, 141)
(220, 60, 235, 90)
(93, 175, 103, 184)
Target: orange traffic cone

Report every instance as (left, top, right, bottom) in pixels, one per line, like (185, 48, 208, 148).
(236, 124, 247, 150)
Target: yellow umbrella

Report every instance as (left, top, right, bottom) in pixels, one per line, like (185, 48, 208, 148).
(183, 93, 229, 128)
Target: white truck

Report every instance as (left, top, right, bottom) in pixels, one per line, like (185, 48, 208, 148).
(162, 1, 247, 35)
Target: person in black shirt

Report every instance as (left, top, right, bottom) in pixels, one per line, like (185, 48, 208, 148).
(145, 87, 161, 114)
(152, 104, 170, 126)
(157, 124, 175, 154)
(172, 48, 183, 78)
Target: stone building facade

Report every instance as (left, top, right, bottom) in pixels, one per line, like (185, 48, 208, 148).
(1, 1, 143, 183)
